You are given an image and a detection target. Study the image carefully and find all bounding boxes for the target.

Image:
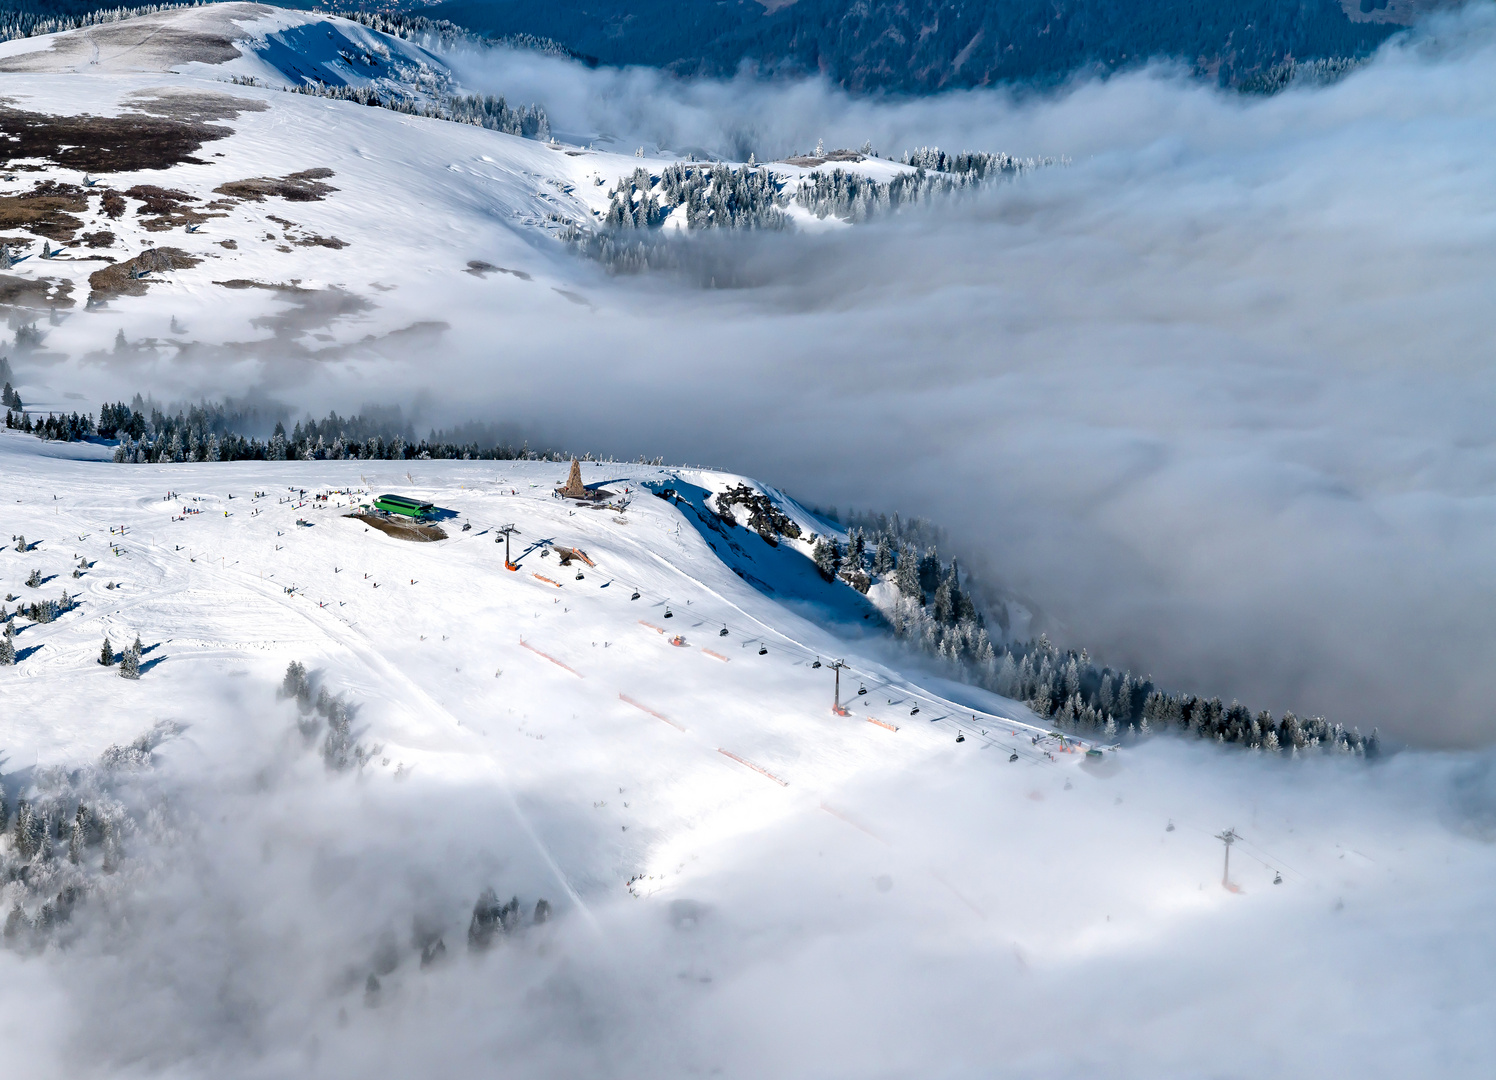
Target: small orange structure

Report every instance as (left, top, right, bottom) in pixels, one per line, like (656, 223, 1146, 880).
(669, 635, 688, 647)
(717, 748, 788, 787)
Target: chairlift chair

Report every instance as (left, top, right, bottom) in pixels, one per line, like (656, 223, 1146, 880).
(664, 607, 673, 618)
(758, 644, 767, 655)
(631, 590, 640, 600)
(1008, 752, 1019, 762)
(812, 657, 822, 668)
(719, 625, 728, 636)
(857, 684, 867, 696)
(910, 705, 920, 716)
(956, 732, 965, 743)
(575, 571, 584, 580)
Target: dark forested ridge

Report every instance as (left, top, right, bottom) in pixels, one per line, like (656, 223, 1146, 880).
(418, 0, 1410, 89)
(4, 0, 1423, 89)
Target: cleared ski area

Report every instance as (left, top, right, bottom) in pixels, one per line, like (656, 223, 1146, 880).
(1, 432, 1493, 1078)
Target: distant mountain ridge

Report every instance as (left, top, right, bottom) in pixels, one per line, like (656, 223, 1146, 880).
(4, 0, 1441, 88)
(414, 0, 1421, 89)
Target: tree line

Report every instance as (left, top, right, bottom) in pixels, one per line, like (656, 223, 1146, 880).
(227, 75, 551, 141)
(5, 390, 633, 465)
(570, 147, 1052, 274)
(824, 507, 1377, 757)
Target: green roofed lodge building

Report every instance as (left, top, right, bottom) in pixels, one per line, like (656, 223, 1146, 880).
(373, 494, 434, 519)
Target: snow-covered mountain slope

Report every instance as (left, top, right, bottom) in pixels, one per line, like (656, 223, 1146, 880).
(0, 4, 929, 416)
(2, 431, 1494, 1078)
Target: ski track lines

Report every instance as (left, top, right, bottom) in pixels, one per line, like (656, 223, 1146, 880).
(1, 450, 1063, 920)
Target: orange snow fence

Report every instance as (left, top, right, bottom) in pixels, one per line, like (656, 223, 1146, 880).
(701, 648, 730, 662)
(717, 748, 788, 787)
(618, 693, 685, 732)
(865, 716, 899, 732)
(519, 639, 582, 678)
(533, 574, 563, 588)
(820, 803, 888, 845)
(637, 620, 666, 634)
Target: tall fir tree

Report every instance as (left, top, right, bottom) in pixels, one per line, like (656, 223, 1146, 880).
(119, 637, 141, 680)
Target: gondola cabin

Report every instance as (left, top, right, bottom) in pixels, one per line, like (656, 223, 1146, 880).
(373, 494, 434, 519)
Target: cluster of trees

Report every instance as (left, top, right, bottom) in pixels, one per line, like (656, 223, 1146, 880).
(604, 164, 789, 231)
(110, 414, 534, 464)
(333, 6, 584, 62)
(793, 152, 1049, 223)
(281, 661, 379, 771)
(97, 632, 143, 678)
(822, 507, 1374, 756)
(8, 590, 74, 626)
(282, 79, 550, 140)
(570, 148, 1045, 272)
(899, 148, 1035, 179)
(8, 389, 623, 465)
(597, 150, 1045, 236)
(5, 408, 95, 441)
(0, 721, 177, 952)
(1238, 55, 1366, 94)
(468, 889, 551, 949)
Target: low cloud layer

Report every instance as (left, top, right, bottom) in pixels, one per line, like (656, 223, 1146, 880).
(442, 7, 1496, 747)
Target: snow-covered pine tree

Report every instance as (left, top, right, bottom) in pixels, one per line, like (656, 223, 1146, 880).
(0, 625, 14, 666)
(25, 569, 39, 588)
(14, 534, 24, 553)
(119, 639, 140, 680)
(281, 660, 309, 701)
(68, 805, 88, 864)
(938, 580, 961, 624)
(99, 635, 114, 666)
(895, 544, 921, 600)
(812, 537, 841, 582)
